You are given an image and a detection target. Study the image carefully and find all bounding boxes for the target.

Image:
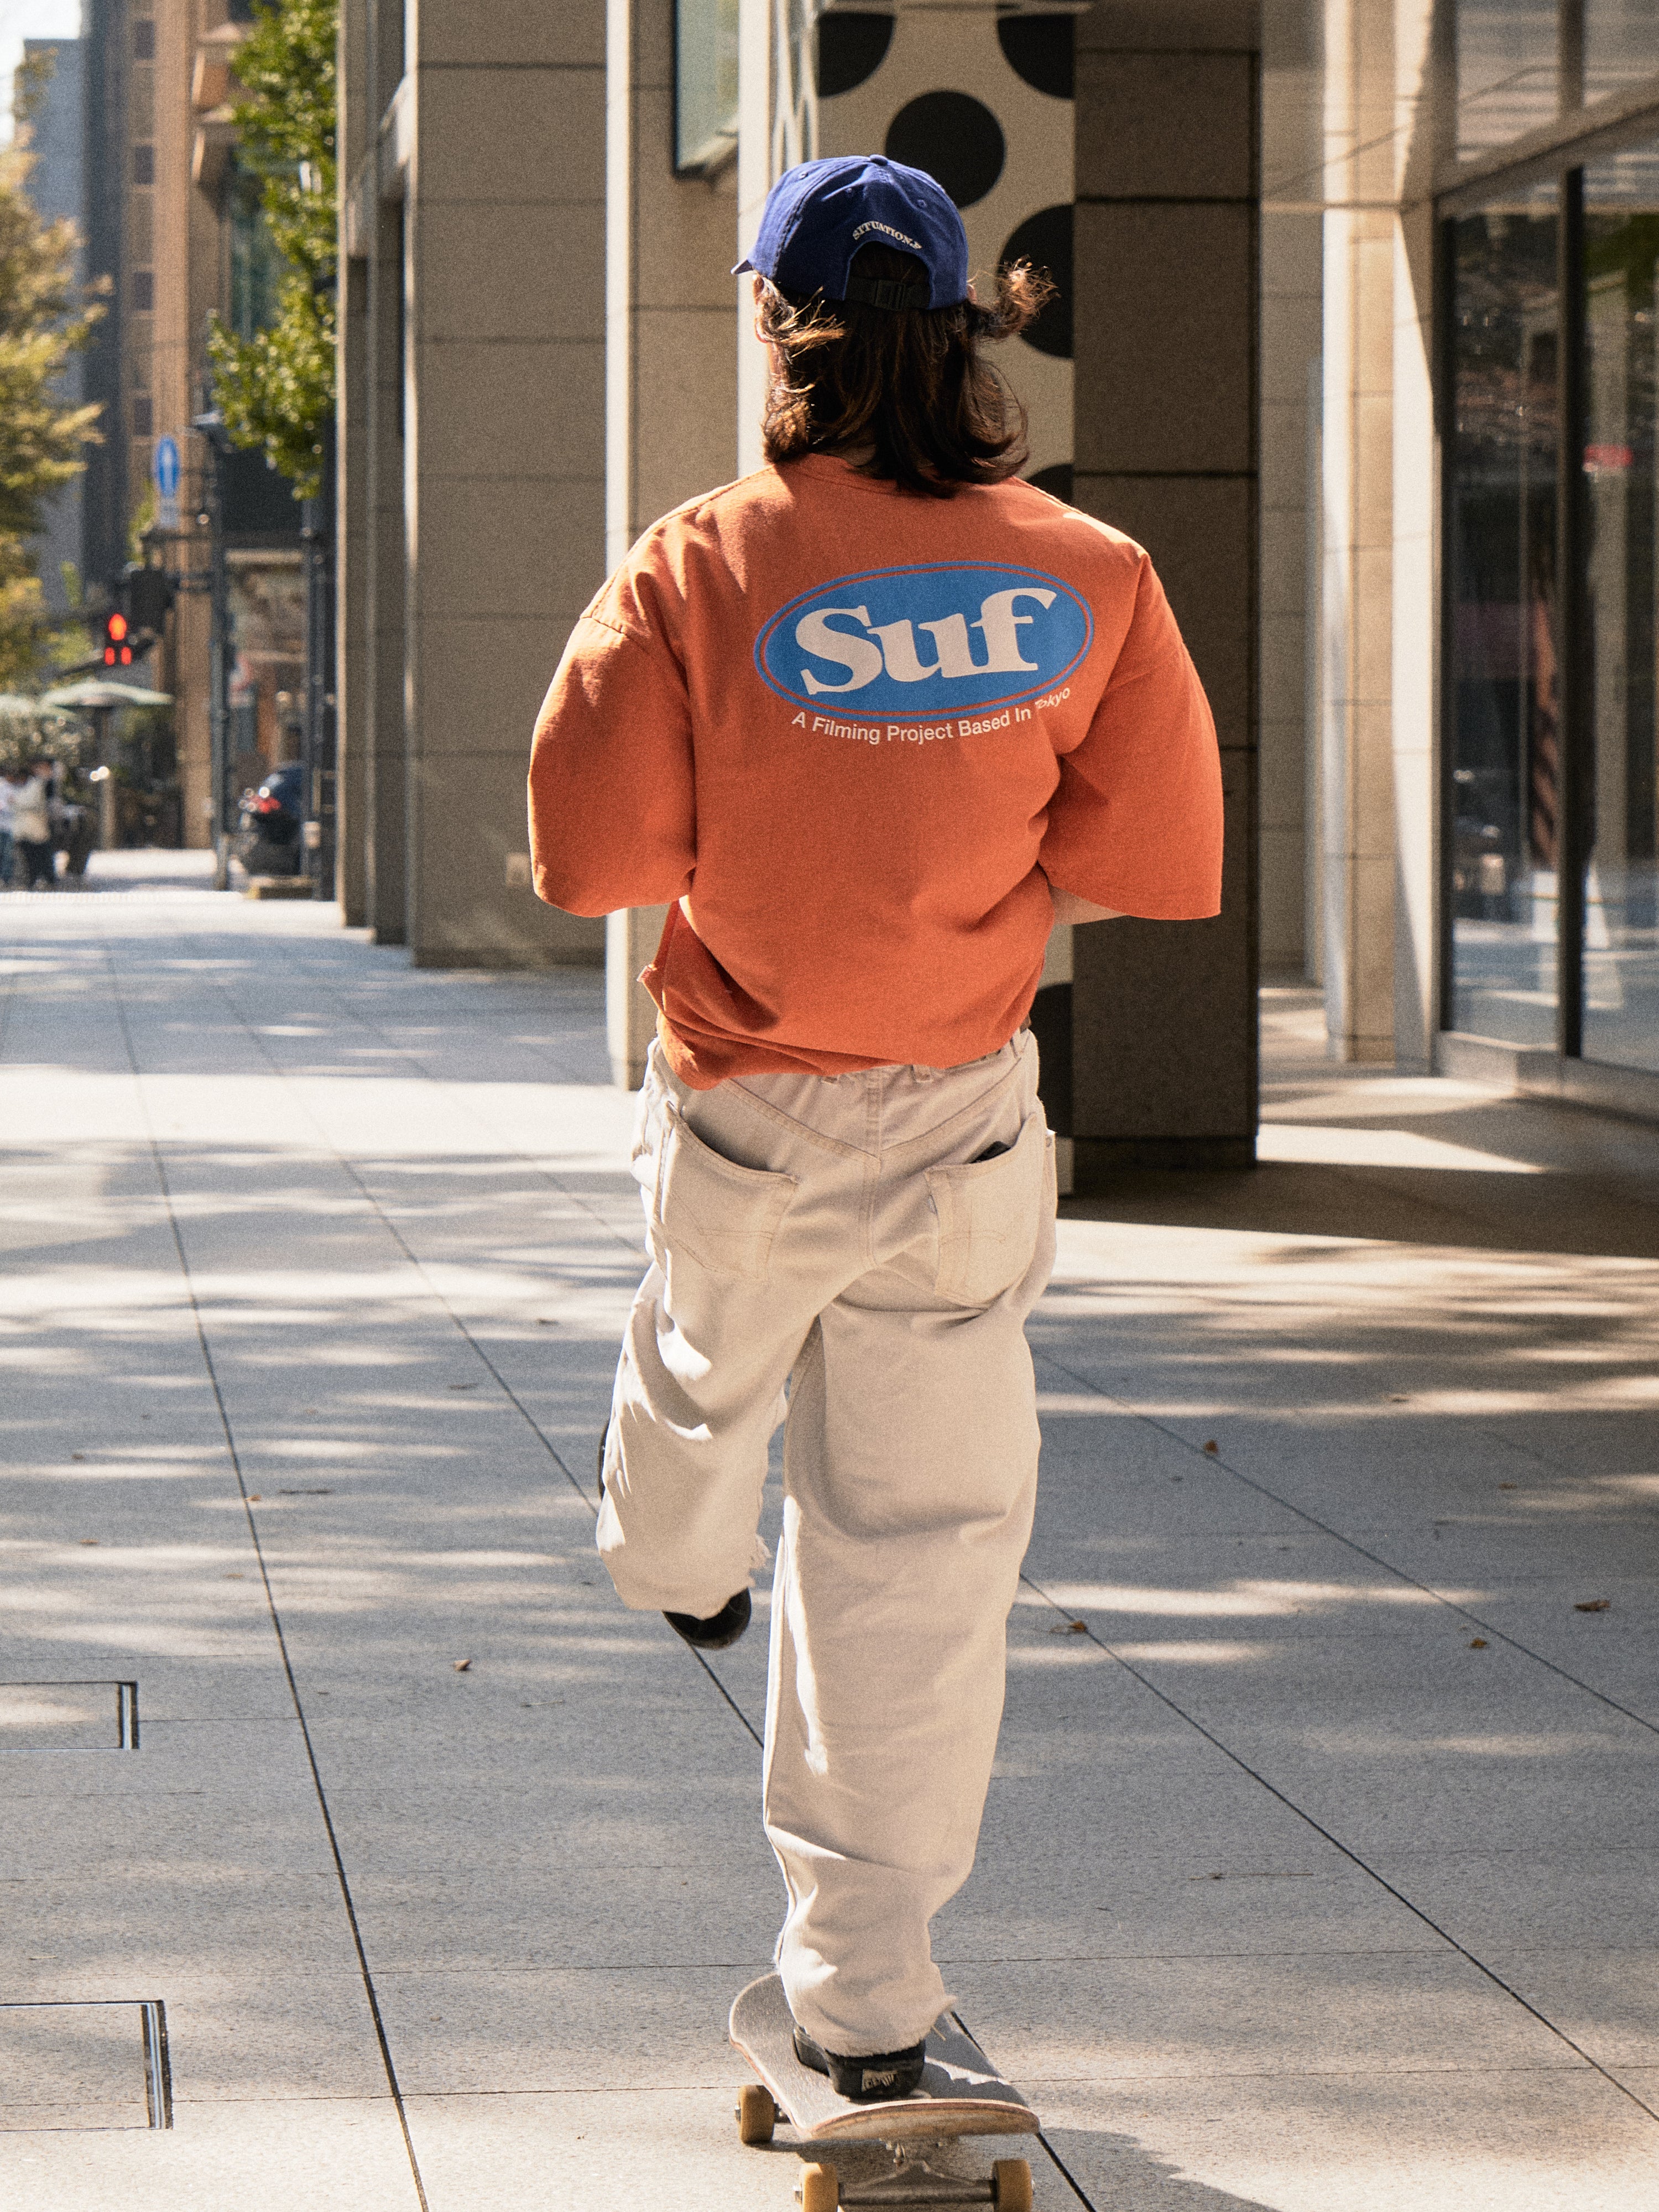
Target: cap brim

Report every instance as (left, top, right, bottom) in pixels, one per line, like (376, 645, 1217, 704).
(731, 258, 755, 275)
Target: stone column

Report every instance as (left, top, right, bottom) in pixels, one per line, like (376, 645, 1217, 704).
(1261, 1, 1325, 979)
(360, 0, 408, 945)
(399, 0, 608, 968)
(1071, 0, 1261, 1175)
(604, 0, 740, 1081)
(335, 0, 369, 927)
(1316, 0, 1438, 1065)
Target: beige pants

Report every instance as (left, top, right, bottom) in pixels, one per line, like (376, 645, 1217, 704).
(599, 1031, 1056, 2053)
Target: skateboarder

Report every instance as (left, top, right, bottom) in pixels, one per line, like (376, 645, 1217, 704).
(529, 155, 1221, 2103)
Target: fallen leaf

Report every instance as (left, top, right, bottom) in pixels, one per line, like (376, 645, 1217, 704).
(536, 1318, 557, 1327)
(448, 1382, 478, 1392)
(1575, 1599, 1611, 1613)
(1048, 1619, 1088, 1636)
(71, 1452, 85, 1462)
(1389, 1394, 1410, 1402)
(1468, 1637, 1488, 1649)
(223, 1573, 244, 1581)
(1498, 1483, 1517, 1491)
(1203, 1440, 1219, 1455)
(453, 1657, 473, 1671)
(78, 1537, 98, 1547)
(248, 1495, 262, 1503)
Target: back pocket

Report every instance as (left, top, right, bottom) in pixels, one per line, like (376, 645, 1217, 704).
(926, 1110, 1051, 1307)
(653, 1103, 797, 1282)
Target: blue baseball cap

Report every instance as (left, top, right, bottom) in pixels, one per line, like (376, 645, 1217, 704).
(733, 155, 969, 311)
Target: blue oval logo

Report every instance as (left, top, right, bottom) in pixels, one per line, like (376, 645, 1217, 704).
(755, 561, 1092, 720)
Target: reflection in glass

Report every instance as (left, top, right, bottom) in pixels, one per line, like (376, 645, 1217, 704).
(1448, 191, 1560, 1047)
(1582, 142, 1659, 1073)
(1455, 0, 1558, 158)
(1585, 4, 1659, 108)
(675, 0, 740, 175)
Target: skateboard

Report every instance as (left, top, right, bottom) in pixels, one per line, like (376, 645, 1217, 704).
(729, 1972, 1039, 2210)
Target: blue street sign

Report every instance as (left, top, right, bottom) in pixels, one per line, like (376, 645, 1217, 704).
(154, 435, 180, 499)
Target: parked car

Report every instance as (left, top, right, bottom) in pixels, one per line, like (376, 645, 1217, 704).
(235, 763, 306, 877)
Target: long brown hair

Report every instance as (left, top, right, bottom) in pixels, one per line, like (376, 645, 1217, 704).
(757, 246, 1055, 499)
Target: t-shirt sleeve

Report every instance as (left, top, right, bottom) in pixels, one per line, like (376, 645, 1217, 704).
(1037, 554, 1223, 920)
(528, 612, 696, 917)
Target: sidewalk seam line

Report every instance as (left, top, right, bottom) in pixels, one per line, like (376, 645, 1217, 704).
(102, 944, 433, 2212)
(1019, 1563, 1659, 2130)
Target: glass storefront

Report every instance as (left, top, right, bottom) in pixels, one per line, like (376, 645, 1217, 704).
(1456, 0, 1558, 158)
(1447, 187, 1561, 1047)
(1583, 140, 1659, 1072)
(1587, 4, 1659, 107)
(1444, 5, 1659, 1083)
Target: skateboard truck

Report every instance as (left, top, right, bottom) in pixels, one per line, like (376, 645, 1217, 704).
(790, 2141, 1034, 2210)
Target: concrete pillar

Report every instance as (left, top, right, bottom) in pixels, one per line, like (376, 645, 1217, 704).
(359, 0, 408, 944)
(604, 0, 740, 1076)
(1316, 0, 1438, 1065)
(385, 0, 609, 969)
(1070, 0, 1261, 1175)
(335, 0, 369, 927)
(1261, 2, 1324, 978)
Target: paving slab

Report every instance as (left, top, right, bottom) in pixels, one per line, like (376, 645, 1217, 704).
(3, 867, 1657, 2208)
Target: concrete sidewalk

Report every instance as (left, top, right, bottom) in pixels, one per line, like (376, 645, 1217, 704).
(3, 852, 1657, 2211)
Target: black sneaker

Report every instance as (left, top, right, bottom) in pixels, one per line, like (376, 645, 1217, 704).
(664, 1589, 751, 1650)
(792, 2025, 926, 2103)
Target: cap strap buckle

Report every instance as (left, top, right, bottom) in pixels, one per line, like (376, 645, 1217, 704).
(842, 274, 929, 312)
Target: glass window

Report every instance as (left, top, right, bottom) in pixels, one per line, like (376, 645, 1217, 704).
(228, 163, 283, 340)
(1582, 138, 1659, 1073)
(1585, 5, 1659, 108)
(675, 0, 739, 175)
(1456, 0, 1558, 159)
(1447, 185, 1561, 1048)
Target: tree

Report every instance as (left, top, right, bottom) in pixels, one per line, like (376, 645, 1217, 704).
(0, 71, 105, 690)
(206, 0, 337, 500)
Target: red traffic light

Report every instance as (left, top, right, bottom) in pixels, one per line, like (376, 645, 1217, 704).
(103, 609, 130, 666)
(107, 612, 128, 640)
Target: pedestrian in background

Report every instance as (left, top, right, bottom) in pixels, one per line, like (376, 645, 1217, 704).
(529, 157, 1222, 2103)
(0, 766, 15, 886)
(12, 756, 59, 891)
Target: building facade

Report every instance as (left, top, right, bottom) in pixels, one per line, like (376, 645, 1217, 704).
(336, 0, 1659, 1151)
(14, 37, 86, 617)
(72, 0, 306, 850)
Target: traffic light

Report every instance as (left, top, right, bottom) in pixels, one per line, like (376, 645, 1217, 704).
(103, 610, 133, 666)
(126, 565, 173, 633)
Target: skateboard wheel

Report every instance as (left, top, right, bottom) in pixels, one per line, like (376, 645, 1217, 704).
(992, 2158, 1033, 2212)
(737, 2083, 776, 2145)
(798, 2160, 839, 2211)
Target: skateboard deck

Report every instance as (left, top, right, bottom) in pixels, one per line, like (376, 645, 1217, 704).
(729, 1973, 1039, 2145)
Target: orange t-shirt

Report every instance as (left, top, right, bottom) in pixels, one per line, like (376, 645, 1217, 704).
(528, 455, 1222, 1088)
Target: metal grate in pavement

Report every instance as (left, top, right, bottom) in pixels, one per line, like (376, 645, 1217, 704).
(0, 1681, 139, 1750)
(0, 2002, 171, 2130)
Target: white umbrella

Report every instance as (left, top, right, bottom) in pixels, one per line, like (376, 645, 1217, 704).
(41, 680, 173, 709)
(0, 692, 43, 713)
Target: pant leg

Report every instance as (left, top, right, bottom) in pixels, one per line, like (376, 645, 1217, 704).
(597, 1044, 861, 1619)
(763, 1041, 1056, 2053)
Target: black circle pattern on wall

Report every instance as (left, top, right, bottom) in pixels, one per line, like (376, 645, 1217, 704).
(884, 92, 1005, 209)
(1026, 463, 1075, 504)
(816, 13, 895, 101)
(997, 17, 1075, 101)
(1001, 205, 1072, 358)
